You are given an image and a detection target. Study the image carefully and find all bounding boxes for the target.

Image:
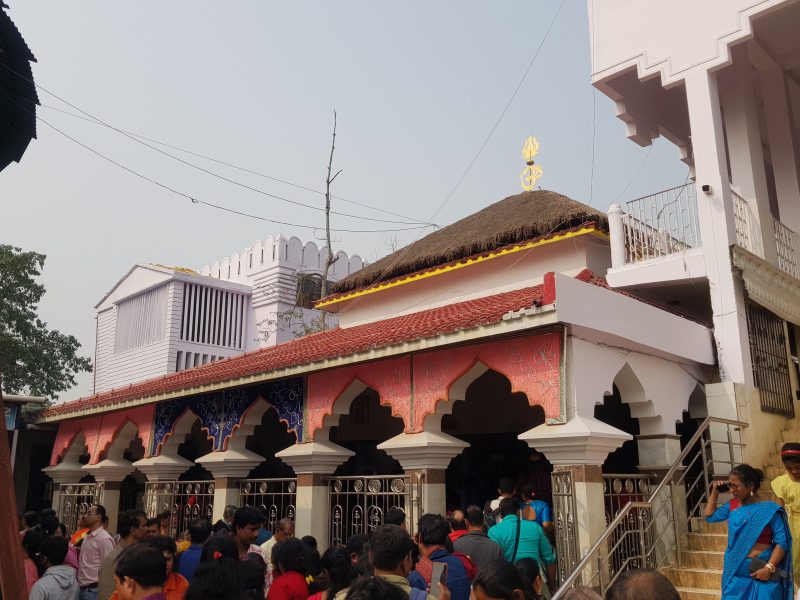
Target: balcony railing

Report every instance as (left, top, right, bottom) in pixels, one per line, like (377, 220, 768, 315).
(774, 219, 800, 279)
(731, 190, 764, 257)
(609, 184, 700, 266)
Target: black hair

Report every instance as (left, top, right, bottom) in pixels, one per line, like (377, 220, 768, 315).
(514, 558, 540, 594)
(465, 504, 484, 526)
(605, 568, 679, 600)
(241, 553, 267, 600)
(499, 497, 519, 518)
(22, 528, 47, 574)
(146, 517, 159, 528)
(498, 477, 515, 494)
(449, 515, 467, 531)
(39, 536, 69, 567)
(417, 513, 450, 547)
(57, 523, 68, 537)
(305, 546, 323, 577)
(383, 508, 406, 527)
(223, 505, 238, 520)
(522, 483, 538, 501)
(201, 534, 240, 562)
(117, 509, 147, 538)
(156, 510, 171, 523)
(369, 524, 414, 571)
(23, 510, 39, 529)
(148, 535, 178, 556)
(40, 514, 60, 536)
(472, 558, 531, 600)
(321, 546, 355, 597)
(115, 544, 168, 589)
(345, 533, 369, 558)
(233, 506, 265, 531)
(185, 553, 244, 600)
(189, 518, 213, 544)
(272, 537, 307, 575)
(301, 535, 318, 550)
(781, 442, 800, 464)
(345, 576, 408, 600)
(730, 464, 765, 491)
(92, 504, 108, 520)
(40, 508, 56, 518)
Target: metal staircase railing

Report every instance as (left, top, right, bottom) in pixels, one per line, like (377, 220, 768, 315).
(552, 417, 748, 599)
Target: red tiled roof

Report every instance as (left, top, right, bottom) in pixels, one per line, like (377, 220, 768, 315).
(40, 281, 547, 419)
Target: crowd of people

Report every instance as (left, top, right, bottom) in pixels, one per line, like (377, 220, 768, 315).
(16, 443, 800, 600)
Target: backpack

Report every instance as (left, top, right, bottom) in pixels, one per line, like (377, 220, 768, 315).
(452, 552, 478, 580)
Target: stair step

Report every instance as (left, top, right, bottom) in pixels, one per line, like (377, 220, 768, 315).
(675, 586, 721, 600)
(686, 532, 727, 551)
(679, 549, 724, 569)
(690, 517, 727, 534)
(662, 566, 723, 589)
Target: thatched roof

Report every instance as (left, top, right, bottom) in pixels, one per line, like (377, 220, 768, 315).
(331, 190, 607, 295)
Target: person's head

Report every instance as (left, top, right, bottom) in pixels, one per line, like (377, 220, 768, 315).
(345, 575, 409, 600)
(514, 558, 544, 598)
(301, 535, 318, 550)
(449, 510, 467, 531)
(201, 533, 239, 562)
(40, 514, 60, 536)
(22, 528, 47, 563)
(148, 535, 178, 575)
(233, 506, 265, 549)
(321, 546, 355, 596)
(472, 559, 530, 600)
(781, 442, 800, 481)
(522, 483, 538, 502)
(345, 533, 369, 565)
(241, 553, 267, 600)
(156, 511, 171, 531)
(605, 568, 679, 600)
(560, 588, 603, 600)
(114, 543, 168, 600)
(189, 518, 213, 545)
(85, 504, 107, 530)
(499, 497, 519, 518)
(40, 508, 56, 518)
(145, 518, 159, 538)
(369, 524, 415, 577)
(271, 537, 307, 575)
(417, 513, 450, 551)
(498, 478, 515, 497)
(728, 464, 765, 502)
(118, 509, 148, 542)
(273, 517, 295, 543)
(38, 536, 69, 570)
(383, 508, 406, 529)
(223, 505, 237, 524)
(22, 510, 39, 530)
(465, 505, 485, 530)
(55, 523, 68, 538)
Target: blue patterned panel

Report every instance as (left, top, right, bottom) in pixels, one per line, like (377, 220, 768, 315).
(151, 397, 191, 455)
(266, 378, 303, 441)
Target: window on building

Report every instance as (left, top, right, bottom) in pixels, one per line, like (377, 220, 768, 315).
(746, 302, 795, 417)
(180, 283, 247, 350)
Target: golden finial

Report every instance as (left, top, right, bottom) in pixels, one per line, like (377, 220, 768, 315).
(520, 136, 543, 191)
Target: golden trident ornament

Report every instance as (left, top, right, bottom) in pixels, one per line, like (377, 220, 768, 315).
(520, 136, 543, 191)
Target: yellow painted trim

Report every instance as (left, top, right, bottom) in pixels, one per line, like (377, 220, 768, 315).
(317, 227, 609, 309)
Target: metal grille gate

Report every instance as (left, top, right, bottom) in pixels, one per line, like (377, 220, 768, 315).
(239, 478, 297, 531)
(57, 482, 103, 534)
(746, 302, 795, 417)
(144, 480, 215, 539)
(551, 471, 579, 586)
(326, 474, 423, 547)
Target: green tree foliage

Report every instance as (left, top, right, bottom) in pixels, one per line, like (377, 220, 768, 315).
(0, 244, 92, 398)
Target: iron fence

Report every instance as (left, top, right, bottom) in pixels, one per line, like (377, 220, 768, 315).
(57, 482, 103, 534)
(551, 471, 580, 586)
(239, 478, 297, 531)
(747, 302, 795, 417)
(144, 480, 215, 540)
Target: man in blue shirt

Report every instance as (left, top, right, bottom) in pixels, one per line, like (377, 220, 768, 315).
(488, 498, 556, 588)
(409, 514, 471, 600)
(176, 518, 211, 583)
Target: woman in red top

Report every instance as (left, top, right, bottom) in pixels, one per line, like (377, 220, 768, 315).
(267, 538, 309, 600)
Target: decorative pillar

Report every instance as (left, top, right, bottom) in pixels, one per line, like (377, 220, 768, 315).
(378, 431, 469, 518)
(83, 458, 135, 534)
(132, 454, 194, 482)
(519, 416, 631, 558)
(276, 441, 354, 550)
(607, 204, 626, 268)
(197, 448, 265, 523)
(42, 462, 85, 511)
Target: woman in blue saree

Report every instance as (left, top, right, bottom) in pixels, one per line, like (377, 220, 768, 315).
(706, 464, 793, 600)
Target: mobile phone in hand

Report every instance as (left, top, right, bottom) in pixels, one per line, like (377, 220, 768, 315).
(430, 562, 448, 597)
(715, 482, 730, 493)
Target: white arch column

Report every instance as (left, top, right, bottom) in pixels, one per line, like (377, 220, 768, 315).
(276, 441, 354, 550)
(197, 437, 265, 523)
(43, 433, 88, 511)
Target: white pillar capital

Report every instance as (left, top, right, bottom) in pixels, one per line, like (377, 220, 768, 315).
(83, 458, 134, 483)
(133, 454, 194, 482)
(377, 431, 469, 470)
(42, 462, 85, 485)
(519, 415, 631, 466)
(196, 448, 265, 479)
(276, 441, 354, 475)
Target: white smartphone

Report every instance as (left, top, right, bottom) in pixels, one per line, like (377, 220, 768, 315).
(430, 562, 448, 597)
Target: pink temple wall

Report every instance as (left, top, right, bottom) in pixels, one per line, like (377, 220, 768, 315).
(49, 404, 156, 466)
(306, 331, 563, 439)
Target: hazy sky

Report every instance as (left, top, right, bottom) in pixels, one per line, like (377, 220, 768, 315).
(1, 1, 687, 400)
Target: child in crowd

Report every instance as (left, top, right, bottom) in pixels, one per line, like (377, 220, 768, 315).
(772, 441, 800, 585)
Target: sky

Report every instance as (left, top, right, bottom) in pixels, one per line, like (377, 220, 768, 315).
(1, 1, 688, 400)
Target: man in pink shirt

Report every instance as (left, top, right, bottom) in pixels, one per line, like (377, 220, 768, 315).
(78, 505, 116, 600)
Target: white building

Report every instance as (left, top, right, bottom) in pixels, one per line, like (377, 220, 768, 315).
(93, 236, 363, 393)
